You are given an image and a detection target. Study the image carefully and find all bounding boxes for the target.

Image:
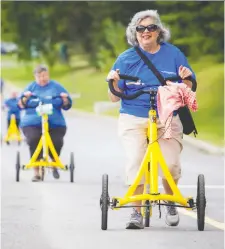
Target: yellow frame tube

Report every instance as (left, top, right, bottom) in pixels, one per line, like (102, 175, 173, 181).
(112, 109, 191, 209)
(4, 114, 22, 142)
(24, 114, 65, 170)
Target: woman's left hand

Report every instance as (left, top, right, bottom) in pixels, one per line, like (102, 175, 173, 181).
(60, 92, 69, 99)
(179, 65, 192, 79)
(60, 92, 69, 106)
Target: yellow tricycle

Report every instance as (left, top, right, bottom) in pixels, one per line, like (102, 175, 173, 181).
(100, 74, 206, 231)
(16, 95, 75, 182)
(4, 114, 22, 145)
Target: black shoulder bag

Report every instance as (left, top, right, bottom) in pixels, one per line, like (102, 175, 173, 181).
(135, 46, 198, 136)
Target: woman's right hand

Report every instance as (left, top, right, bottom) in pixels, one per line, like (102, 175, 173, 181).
(107, 69, 121, 92)
(18, 91, 33, 108)
(107, 69, 120, 82)
(23, 91, 32, 97)
(107, 69, 122, 102)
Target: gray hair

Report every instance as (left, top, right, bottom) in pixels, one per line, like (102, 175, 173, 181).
(126, 10, 171, 46)
(33, 64, 48, 74)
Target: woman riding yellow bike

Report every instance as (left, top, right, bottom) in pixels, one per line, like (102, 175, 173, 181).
(18, 65, 72, 182)
(107, 9, 196, 229)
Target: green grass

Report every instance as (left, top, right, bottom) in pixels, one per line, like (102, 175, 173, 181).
(1, 54, 224, 146)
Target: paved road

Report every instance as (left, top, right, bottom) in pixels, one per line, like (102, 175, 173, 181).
(1, 111, 224, 249)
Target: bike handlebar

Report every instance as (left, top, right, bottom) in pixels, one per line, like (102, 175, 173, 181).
(108, 74, 197, 100)
(21, 94, 62, 108)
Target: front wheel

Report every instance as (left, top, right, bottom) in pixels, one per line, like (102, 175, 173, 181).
(16, 151, 20, 182)
(69, 152, 75, 183)
(196, 174, 206, 231)
(100, 174, 109, 230)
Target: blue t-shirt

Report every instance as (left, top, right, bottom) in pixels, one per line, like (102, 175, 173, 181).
(4, 98, 21, 120)
(111, 42, 196, 118)
(19, 80, 72, 128)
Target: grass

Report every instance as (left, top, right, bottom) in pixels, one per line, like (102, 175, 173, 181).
(1, 54, 224, 146)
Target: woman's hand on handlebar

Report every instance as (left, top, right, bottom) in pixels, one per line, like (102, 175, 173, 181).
(18, 91, 33, 108)
(107, 69, 122, 102)
(23, 91, 33, 97)
(60, 92, 70, 107)
(178, 66, 192, 79)
(107, 69, 120, 82)
(178, 65, 193, 88)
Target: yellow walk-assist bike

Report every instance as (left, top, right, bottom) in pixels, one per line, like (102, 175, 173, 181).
(16, 95, 75, 182)
(100, 74, 206, 231)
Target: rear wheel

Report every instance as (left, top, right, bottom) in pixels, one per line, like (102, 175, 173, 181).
(16, 151, 20, 182)
(69, 152, 75, 183)
(196, 174, 206, 231)
(101, 174, 109, 230)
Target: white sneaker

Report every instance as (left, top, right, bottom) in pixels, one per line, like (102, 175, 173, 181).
(165, 201, 180, 226)
(126, 209, 144, 229)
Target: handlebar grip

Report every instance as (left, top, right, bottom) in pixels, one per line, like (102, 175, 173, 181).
(108, 80, 145, 100)
(21, 95, 62, 108)
(118, 74, 140, 82)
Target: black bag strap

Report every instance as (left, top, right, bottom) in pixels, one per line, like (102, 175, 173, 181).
(135, 46, 198, 136)
(135, 46, 166, 86)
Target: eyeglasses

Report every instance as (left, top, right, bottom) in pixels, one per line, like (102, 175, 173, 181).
(136, 24, 158, 33)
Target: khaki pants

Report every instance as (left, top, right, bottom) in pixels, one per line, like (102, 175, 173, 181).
(118, 113, 183, 185)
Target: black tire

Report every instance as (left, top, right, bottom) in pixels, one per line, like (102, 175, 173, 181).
(144, 200, 151, 227)
(196, 174, 206, 231)
(101, 174, 109, 230)
(41, 167, 45, 181)
(70, 152, 75, 183)
(16, 151, 20, 182)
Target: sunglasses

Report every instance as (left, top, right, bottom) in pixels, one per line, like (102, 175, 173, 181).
(136, 24, 158, 33)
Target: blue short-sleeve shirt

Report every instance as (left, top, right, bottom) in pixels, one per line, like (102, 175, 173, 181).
(110, 42, 196, 118)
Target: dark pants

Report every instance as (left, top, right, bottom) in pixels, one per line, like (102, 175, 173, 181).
(7, 119, 20, 129)
(22, 126, 67, 160)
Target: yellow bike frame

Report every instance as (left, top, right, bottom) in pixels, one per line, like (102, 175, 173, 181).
(112, 109, 193, 210)
(4, 114, 22, 143)
(24, 113, 66, 170)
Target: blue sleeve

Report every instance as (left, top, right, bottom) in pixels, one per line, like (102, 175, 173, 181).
(55, 84, 72, 110)
(175, 50, 196, 80)
(52, 98, 63, 109)
(109, 57, 127, 90)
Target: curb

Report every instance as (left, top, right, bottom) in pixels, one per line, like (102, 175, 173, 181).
(3, 82, 224, 156)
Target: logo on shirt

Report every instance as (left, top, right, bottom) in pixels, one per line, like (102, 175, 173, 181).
(160, 71, 176, 75)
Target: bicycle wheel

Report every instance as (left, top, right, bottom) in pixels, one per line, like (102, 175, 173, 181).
(69, 152, 75, 183)
(101, 174, 109, 230)
(16, 151, 20, 182)
(196, 174, 206, 231)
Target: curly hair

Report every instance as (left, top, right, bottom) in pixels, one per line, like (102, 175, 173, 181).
(126, 10, 171, 46)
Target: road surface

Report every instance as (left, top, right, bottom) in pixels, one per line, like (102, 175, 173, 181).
(1, 111, 224, 249)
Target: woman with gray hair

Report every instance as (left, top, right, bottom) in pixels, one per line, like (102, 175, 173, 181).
(107, 10, 196, 229)
(18, 65, 72, 182)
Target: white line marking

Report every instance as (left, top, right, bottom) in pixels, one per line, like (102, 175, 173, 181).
(179, 209, 224, 230)
(158, 185, 224, 189)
